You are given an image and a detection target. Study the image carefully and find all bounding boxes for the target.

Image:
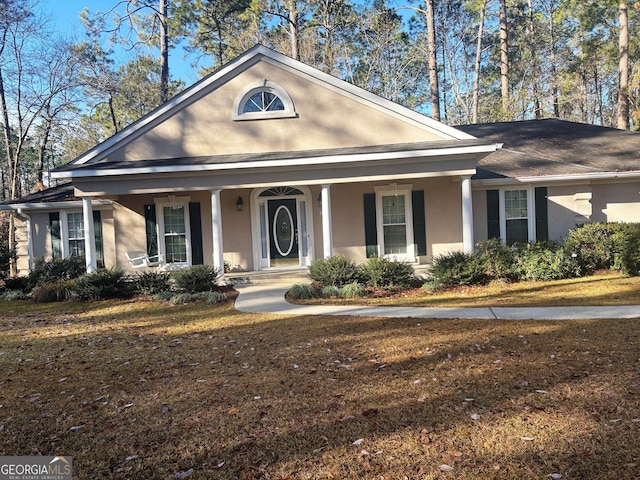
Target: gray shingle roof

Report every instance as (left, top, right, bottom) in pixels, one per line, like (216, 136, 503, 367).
(457, 119, 640, 180)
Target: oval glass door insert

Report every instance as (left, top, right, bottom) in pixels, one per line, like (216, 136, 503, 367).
(273, 205, 294, 256)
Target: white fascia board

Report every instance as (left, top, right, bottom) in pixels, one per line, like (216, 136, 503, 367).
(0, 200, 112, 211)
(472, 170, 640, 188)
(51, 143, 501, 179)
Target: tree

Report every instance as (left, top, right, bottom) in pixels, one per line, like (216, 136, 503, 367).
(617, 0, 629, 129)
(472, 0, 487, 123)
(498, 0, 509, 118)
(81, 0, 174, 104)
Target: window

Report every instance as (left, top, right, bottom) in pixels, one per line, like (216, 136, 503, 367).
(67, 212, 85, 258)
(232, 80, 296, 121)
(504, 190, 528, 244)
(155, 197, 191, 266)
(243, 91, 285, 113)
(374, 184, 414, 261)
(49, 210, 104, 266)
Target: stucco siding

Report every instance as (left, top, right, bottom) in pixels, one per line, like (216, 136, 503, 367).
(591, 181, 640, 223)
(105, 62, 443, 163)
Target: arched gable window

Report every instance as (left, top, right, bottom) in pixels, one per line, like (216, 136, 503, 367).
(232, 80, 297, 121)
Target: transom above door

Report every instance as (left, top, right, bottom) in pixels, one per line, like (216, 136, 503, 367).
(251, 186, 314, 269)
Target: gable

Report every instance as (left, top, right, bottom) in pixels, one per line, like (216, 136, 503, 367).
(78, 46, 472, 166)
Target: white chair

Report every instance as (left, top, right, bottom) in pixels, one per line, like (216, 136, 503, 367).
(125, 251, 164, 268)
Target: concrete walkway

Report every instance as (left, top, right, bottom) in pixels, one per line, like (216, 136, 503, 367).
(234, 284, 640, 320)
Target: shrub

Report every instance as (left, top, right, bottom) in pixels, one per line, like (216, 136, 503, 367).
(340, 281, 364, 298)
(563, 223, 621, 275)
(360, 257, 415, 289)
(29, 257, 86, 287)
(513, 242, 580, 281)
(613, 223, 640, 276)
(133, 271, 172, 295)
(168, 291, 227, 305)
(321, 285, 341, 298)
(2, 276, 31, 293)
(74, 268, 133, 301)
(287, 283, 319, 299)
(309, 256, 360, 287)
(31, 280, 76, 302)
(172, 265, 220, 293)
(429, 251, 489, 288)
(0, 289, 27, 301)
(476, 238, 516, 280)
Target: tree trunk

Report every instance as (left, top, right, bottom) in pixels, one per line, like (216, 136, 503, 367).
(0, 67, 17, 276)
(472, 0, 486, 124)
(499, 0, 509, 119)
(617, 0, 629, 130)
(159, 0, 169, 104)
(37, 111, 52, 185)
(548, 1, 560, 118)
(288, 0, 300, 61)
(425, 0, 440, 121)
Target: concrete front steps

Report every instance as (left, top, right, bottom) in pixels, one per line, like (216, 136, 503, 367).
(226, 268, 311, 285)
(226, 264, 431, 286)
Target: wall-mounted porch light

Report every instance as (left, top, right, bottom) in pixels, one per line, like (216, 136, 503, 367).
(236, 196, 244, 212)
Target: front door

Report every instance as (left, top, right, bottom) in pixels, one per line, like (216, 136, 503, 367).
(268, 198, 299, 267)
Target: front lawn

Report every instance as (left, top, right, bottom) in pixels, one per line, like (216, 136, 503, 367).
(1, 299, 639, 479)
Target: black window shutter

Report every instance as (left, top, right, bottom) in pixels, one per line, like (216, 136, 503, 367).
(144, 204, 158, 258)
(49, 212, 62, 259)
(535, 187, 549, 241)
(189, 202, 204, 265)
(412, 190, 427, 256)
(486, 190, 500, 239)
(93, 211, 104, 268)
(363, 193, 378, 258)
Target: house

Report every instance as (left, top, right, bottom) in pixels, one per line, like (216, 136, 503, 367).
(461, 120, 640, 246)
(3, 45, 640, 278)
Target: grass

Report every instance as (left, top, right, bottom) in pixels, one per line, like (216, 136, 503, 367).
(1, 297, 640, 479)
(294, 271, 640, 308)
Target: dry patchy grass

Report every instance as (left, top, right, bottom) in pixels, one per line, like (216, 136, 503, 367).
(1, 298, 639, 479)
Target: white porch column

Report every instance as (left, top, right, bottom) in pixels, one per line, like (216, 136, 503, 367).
(321, 184, 333, 258)
(82, 197, 97, 273)
(461, 176, 474, 253)
(210, 189, 225, 277)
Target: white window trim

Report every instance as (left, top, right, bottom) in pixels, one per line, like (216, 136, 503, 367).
(60, 210, 85, 259)
(374, 183, 415, 262)
(232, 79, 297, 121)
(499, 187, 536, 244)
(154, 196, 192, 266)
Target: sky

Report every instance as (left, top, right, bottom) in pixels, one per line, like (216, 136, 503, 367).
(39, 0, 207, 84)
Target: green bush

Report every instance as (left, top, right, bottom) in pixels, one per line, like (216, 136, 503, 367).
(613, 223, 640, 276)
(360, 256, 415, 289)
(0, 289, 27, 300)
(563, 223, 621, 275)
(287, 283, 319, 299)
(476, 238, 516, 280)
(2, 276, 31, 293)
(309, 256, 360, 287)
(31, 280, 76, 302)
(513, 242, 580, 281)
(340, 281, 364, 298)
(171, 265, 220, 293)
(429, 251, 489, 288)
(74, 268, 133, 301)
(321, 285, 341, 297)
(29, 257, 86, 287)
(133, 271, 172, 295)
(168, 291, 227, 305)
